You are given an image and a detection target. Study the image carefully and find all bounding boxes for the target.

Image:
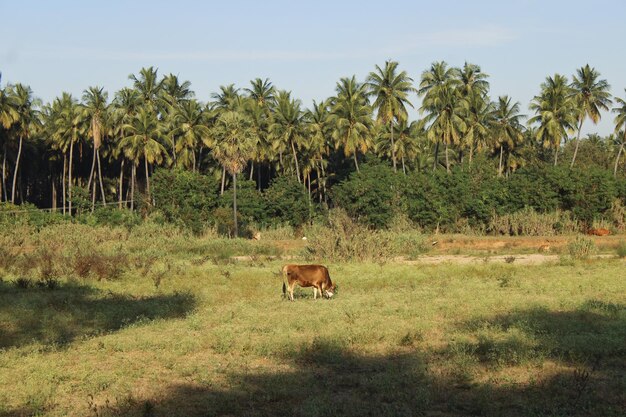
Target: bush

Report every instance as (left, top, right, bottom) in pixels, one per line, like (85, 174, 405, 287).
(567, 236, 597, 259)
(264, 176, 311, 227)
(332, 162, 401, 229)
(615, 240, 626, 259)
(152, 168, 219, 234)
(220, 180, 268, 225)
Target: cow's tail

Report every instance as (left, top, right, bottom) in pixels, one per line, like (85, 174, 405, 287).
(282, 282, 287, 298)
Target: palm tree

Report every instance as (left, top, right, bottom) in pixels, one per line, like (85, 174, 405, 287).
(365, 60, 415, 172)
(270, 91, 306, 181)
(120, 108, 167, 206)
(82, 86, 109, 207)
(529, 74, 576, 166)
(306, 99, 332, 202)
(129, 67, 163, 112)
(569, 65, 612, 167)
(329, 76, 373, 172)
(172, 99, 210, 171)
(613, 90, 626, 177)
(8, 83, 40, 204)
(112, 88, 142, 208)
(211, 110, 256, 237)
(492, 96, 525, 176)
(244, 78, 276, 107)
(0, 74, 18, 202)
(211, 84, 241, 111)
(418, 61, 459, 171)
(455, 62, 490, 98)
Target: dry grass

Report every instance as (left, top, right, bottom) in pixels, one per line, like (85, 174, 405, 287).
(0, 225, 625, 416)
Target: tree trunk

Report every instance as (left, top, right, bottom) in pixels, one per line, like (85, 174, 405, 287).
(570, 118, 584, 168)
(554, 147, 559, 166)
(91, 178, 96, 212)
(220, 166, 226, 195)
(498, 146, 504, 177)
(119, 160, 125, 209)
(11, 135, 24, 204)
(86, 144, 97, 192)
(144, 152, 151, 201)
(232, 172, 238, 238)
(445, 143, 450, 174)
(433, 142, 439, 171)
(68, 137, 74, 215)
(257, 163, 262, 191)
(469, 144, 474, 168)
(197, 146, 203, 172)
(51, 175, 57, 211)
(615, 142, 625, 178)
(130, 164, 136, 211)
(401, 156, 406, 175)
(290, 140, 301, 182)
(390, 121, 397, 172)
(1, 143, 7, 202)
(353, 152, 360, 172)
(316, 167, 322, 203)
(97, 149, 106, 206)
(62, 153, 67, 215)
(249, 162, 254, 181)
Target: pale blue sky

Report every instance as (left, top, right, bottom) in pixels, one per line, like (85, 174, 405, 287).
(1, 0, 625, 135)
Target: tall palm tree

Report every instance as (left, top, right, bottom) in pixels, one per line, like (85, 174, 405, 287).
(329, 76, 373, 172)
(112, 88, 142, 208)
(455, 62, 490, 98)
(172, 99, 210, 171)
(0, 74, 18, 202)
(529, 74, 576, 166)
(306, 99, 332, 202)
(270, 91, 306, 181)
(129, 67, 163, 112)
(120, 108, 167, 205)
(8, 83, 40, 203)
(211, 110, 256, 237)
(82, 86, 109, 207)
(244, 78, 276, 107)
(569, 65, 612, 167)
(211, 84, 241, 111)
(492, 96, 525, 176)
(418, 61, 459, 171)
(365, 60, 415, 172)
(613, 90, 626, 177)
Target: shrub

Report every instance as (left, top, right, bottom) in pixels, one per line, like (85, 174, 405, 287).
(264, 176, 311, 227)
(152, 168, 219, 234)
(567, 236, 597, 259)
(220, 180, 268, 225)
(616, 240, 626, 259)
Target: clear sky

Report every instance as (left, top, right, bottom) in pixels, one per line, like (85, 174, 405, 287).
(1, 0, 625, 135)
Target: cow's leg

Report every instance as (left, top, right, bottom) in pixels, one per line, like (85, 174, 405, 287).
(313, 287, 318, 300)
(288, 282, 295, 301)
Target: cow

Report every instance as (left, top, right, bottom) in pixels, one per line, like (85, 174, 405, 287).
(588, 228, 610, 236)
(281, 264, 336, 301)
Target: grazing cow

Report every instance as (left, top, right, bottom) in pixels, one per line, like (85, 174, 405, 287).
(282, 264, 336, 301)
(588, 228, 610, 236)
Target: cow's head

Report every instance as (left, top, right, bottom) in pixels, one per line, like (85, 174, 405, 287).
(324, 283, 337, 298)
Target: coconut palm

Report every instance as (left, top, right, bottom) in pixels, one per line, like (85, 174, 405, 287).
(455, 62, 490, 98)
(365, 60, 416, 172)
(328, 76, 373, 172)
(306, 99, 332, 202)
(569, 65, 612, 167)
(529, 74, 577, 166)
(492, 96, 525, 176)
(82, 86, 109, 207)
(418, 61, 459, 171)
(211, 84, 241, 111)
(211, 110, 256, 237)
(244, 78, 276, 107)
(112, 88, 142, 208)
(172, 99, 210, 171)
(8, 83, 40, 203)
(0, 74, 18, 201)
(613, 90, 626, 177)
(270, 91, 306, 181)
(120, 107, 167, 205)
(129, 67, 163, 112)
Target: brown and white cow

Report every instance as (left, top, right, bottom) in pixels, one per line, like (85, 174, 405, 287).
(282, 264, 336, 301)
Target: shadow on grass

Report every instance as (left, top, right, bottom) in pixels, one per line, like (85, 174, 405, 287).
(2, 302, 624, 417)
(0, 280, 195, 349)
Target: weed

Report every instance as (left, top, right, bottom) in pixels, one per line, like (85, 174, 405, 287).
(615, 240, 626, 258)
(504, 256, 516, 264)
(14, 277, 32, 289)
(567, 236, 597, 259)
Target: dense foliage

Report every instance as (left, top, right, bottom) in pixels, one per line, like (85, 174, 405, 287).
(1, 62, 626, 235)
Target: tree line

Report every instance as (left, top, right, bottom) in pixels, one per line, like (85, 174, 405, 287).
(1, 61, 626, 234)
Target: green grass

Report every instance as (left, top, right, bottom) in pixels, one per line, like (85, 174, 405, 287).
(0, 228, 625, 416)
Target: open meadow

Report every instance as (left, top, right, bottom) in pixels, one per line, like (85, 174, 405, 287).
(0, 224, 625, 417)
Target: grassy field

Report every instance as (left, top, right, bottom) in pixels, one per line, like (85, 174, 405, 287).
(0, 226, 625, 416)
